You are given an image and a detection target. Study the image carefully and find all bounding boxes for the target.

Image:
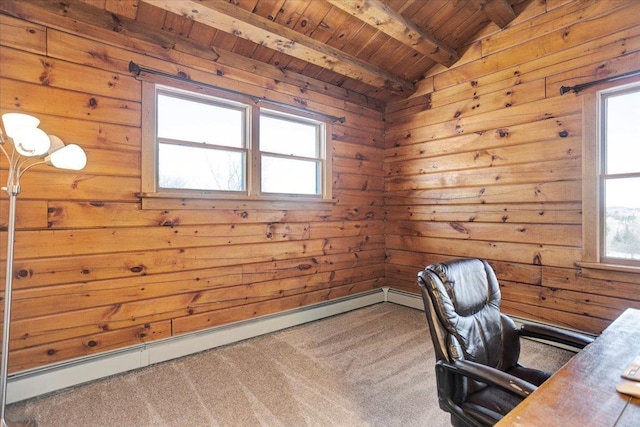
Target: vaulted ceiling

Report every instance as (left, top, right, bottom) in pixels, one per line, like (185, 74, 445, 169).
(137, 0, 531, 101)
(5, 0, 531, 106)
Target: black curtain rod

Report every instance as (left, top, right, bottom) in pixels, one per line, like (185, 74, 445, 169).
(560, 69, 640, 95)
(128, 61, 346, 123)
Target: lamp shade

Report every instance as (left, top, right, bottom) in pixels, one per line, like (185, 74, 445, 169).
(47, 144, 87, 170)
(1, 113, 40, 138)
(47, 135, 65, 153)
(12, 127, 51, 157)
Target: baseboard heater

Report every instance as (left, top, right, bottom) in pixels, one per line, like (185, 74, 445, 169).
(7, 288, 386, 404)
(7, 287, 591, 404)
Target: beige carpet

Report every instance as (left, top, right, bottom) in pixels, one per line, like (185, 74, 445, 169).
(7, 303, 574, 426)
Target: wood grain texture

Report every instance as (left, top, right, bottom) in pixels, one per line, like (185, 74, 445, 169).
(0, 0, 639, 375)
(384, 0, 640, 334)
(0, 4, 385, 373)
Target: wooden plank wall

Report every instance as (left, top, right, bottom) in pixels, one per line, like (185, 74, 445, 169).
(384, 0, 640, 335)
(0, 3, 385, 373)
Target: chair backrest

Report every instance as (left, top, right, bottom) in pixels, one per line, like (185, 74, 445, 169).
(417, 259, 521, 372)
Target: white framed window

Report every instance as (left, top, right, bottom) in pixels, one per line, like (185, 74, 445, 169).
(581, 81, 640, 271)
(156, 88, 248, 193)
(141, 82, 330, 201)
(599, 85, 640, 265)
(259, 109, 324, 196)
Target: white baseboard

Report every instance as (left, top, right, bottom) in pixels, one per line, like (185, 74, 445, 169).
(9, 287, 593, 404)
(8, 288, 385, 404)
(385, 288, 425, 310)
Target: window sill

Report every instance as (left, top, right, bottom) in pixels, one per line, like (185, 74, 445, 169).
(575, 261, 640, 275)
(138, 191, 336, 210)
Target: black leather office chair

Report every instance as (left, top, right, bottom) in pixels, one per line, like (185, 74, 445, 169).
(417, 258, 594, 427)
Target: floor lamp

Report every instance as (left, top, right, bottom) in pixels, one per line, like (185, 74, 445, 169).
(0, 113, 87, 427)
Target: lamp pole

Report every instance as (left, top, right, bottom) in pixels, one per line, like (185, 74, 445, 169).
(1, 184, 20, 427)
(0, 112, 86, 427)
(0, 144, 39, 427)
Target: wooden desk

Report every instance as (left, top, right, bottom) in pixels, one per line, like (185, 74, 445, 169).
(497, 308, 640, 427)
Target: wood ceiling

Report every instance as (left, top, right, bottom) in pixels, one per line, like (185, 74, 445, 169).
(132, 0, 529, 103)
(10, 0, 530, 106)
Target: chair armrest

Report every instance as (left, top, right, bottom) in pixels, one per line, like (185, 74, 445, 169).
(438, 359, 537, 399)
(519, 323, 595, 349)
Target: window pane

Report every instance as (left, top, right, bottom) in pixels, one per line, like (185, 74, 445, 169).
(605, 90, 640, 174)
(158, 93, 244, 148)
(159, 143, 244, 191)
(604, 177, 640, 260)
(261, 156, 319, 195)
(260, 114, 319, 157)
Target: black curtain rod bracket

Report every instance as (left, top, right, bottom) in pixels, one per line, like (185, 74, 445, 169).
(128, 61, 141, 75)
(560, 69, 640, 95)
(128, 61, 346, 124)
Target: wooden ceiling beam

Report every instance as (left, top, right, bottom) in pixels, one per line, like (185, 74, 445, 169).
(140, 0, 415, 95)
(471, 0, 517, 29)
(0, 0, 385, 111)
(324, 0, 459, 67)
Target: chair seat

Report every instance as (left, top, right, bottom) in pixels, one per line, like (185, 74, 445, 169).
(461, 365, 551, 424)
(462, 386, 521, 425)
